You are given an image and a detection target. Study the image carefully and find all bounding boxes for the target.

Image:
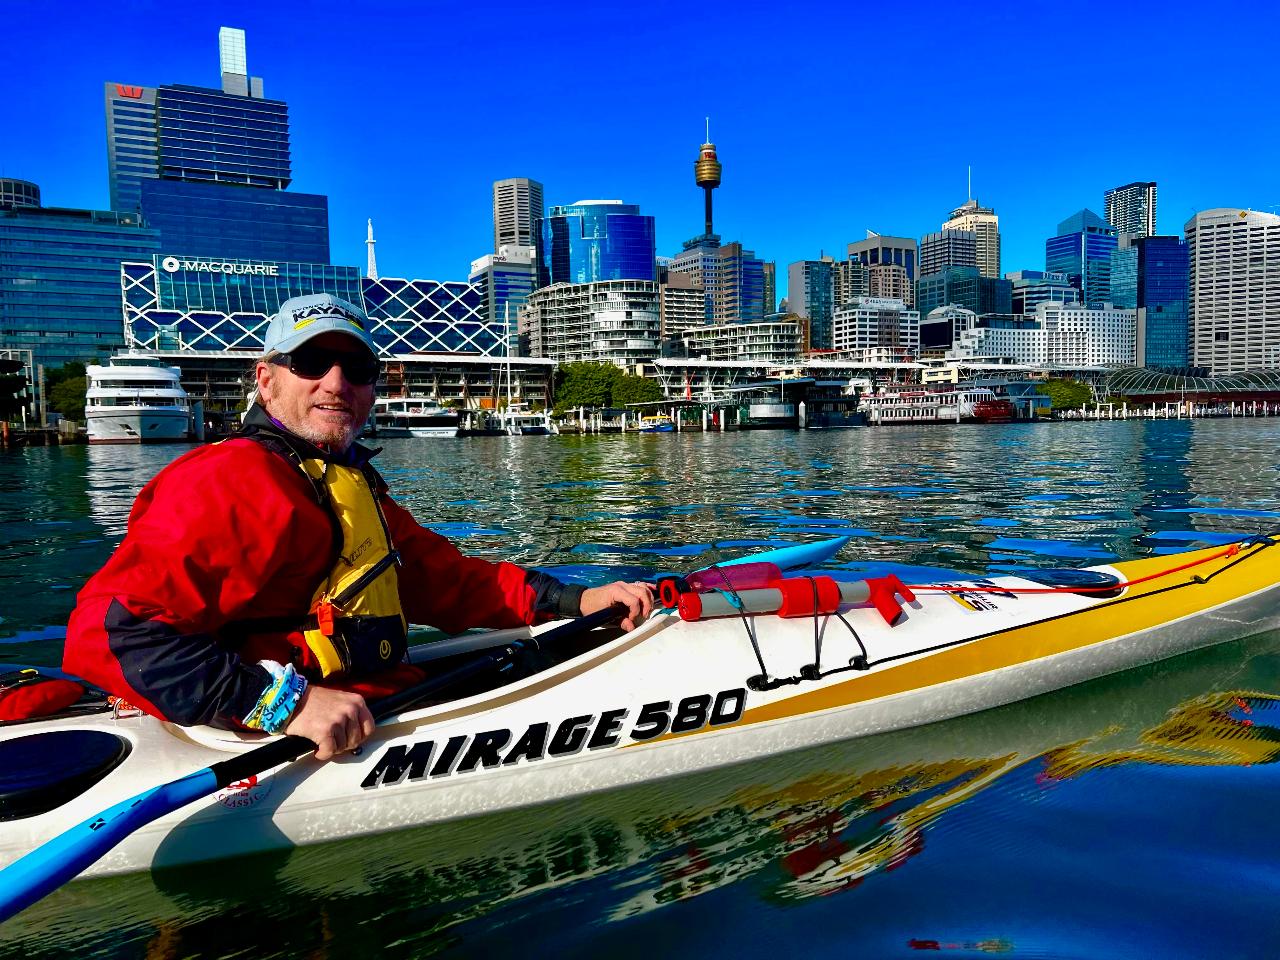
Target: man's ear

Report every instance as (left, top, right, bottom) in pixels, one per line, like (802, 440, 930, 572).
(254, 363, 273, 403)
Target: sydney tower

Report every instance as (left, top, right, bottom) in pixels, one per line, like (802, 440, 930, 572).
(694, 122, 722, 237)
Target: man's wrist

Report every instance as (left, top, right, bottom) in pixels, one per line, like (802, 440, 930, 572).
(558, 583, 587, 617)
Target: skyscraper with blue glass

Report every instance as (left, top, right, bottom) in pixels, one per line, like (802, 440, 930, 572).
(1, 180, 161, 375)
(538, 200, 657, 287)
(1111, 236, 1189, 370)
(1045, 209, 1117, 307)
(105, 27, 330, 264)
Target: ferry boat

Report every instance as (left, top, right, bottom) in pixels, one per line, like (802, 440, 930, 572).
(860, 387, 1014, 426)
(370, 398, 460, 438)
(85, 355, 190, 444)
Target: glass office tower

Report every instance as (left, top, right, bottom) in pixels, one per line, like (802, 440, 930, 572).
(140, 179, 329, 264)
(538, 200, 657, 287)
(154, 85, 290, 188)
(1110, 246, 1138, 308)
(1, 201, 160, 372)
(106, 29, 329, 263)
(1045, 209, 1117, 307)
(1135, 236, 1189, 370)
(915, 266, 1012, 318)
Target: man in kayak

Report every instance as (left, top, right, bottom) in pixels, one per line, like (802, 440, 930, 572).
(64, 294, 653, 761)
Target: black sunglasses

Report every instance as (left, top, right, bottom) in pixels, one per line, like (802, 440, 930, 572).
(270, 345, 380, 386)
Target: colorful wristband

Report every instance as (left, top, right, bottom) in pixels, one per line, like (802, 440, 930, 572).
(242, 661, 308, 734)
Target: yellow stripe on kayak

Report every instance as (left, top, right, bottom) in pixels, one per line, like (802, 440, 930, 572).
(734, 542, 1275, 729)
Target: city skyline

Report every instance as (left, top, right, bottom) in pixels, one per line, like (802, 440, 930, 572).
(5, 1, 1278, 302)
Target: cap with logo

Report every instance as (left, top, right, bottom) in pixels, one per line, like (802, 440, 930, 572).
(263, 294, 377, 357)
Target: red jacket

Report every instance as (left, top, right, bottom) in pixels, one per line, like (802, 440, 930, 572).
(64, 428, 579, 727)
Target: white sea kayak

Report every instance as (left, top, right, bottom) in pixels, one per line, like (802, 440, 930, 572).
(1, 537, 1277, 884)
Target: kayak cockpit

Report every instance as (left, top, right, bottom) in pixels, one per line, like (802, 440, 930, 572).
(0, 730, 131, 821)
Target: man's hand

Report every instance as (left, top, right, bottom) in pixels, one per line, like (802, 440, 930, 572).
(580, 581, 655, 631)
(284, 685, 375, 761)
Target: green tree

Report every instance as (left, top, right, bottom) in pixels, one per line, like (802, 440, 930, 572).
(612, 372, 663, 407)
(553, 362, 621, 415)
(45, 361, 86, 390)
(1035, 379, 1093, 412)
(49, 376, 87, 422)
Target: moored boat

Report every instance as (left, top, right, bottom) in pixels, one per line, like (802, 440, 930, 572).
(2, 536, 1278, 890)
(85, 355, 190, 444)
(370, 398, 460, 438)
(638, 415, 675, 433)
(860, 387, 1014, 425)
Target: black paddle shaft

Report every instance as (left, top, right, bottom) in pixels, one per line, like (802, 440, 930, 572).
(208, 605, 625, 790)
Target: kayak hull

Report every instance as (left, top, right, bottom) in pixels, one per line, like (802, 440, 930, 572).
(2, 541, 1278, 880)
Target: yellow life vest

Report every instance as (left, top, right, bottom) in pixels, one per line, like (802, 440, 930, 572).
(295, 455, 408, 678)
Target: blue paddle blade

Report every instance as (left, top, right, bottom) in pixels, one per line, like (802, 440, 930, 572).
(0, 768, 218, 923)
(714, 536, 850, 572)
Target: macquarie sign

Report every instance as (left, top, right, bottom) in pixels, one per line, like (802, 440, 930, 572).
(160, 255, 280, 277)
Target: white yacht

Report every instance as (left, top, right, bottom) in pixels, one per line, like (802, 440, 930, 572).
(372, 398, 460, 438)
(497, 403, 555, 436)
(85, 354, 191, 444)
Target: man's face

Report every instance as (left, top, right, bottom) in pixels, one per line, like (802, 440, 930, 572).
(255, 332, 377, 451)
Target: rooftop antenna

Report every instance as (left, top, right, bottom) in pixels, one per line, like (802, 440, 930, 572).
(967, 165, 972, 202)
(366, 218, 378, 280)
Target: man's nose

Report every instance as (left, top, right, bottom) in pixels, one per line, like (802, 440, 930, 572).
(318, 360, 352, 391)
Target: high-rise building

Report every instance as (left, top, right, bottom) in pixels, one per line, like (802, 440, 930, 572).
(1185, 209, 1280, 375)
(668, 236, 769, 324)
(105, 28, 329, 263)
(787, 258, 837, 350)
(520, 280, 660, 365)
(470, 245, 538, 348)
(832, 297, 921, 355)
(868, 264, 912, 305)
(493, 178, 544, 252)
(682, 320, 800, 363)
(1007, 270, 1079, 315)
(659, 268, 705, 340)
(833, 258, 869, 308)
(943, 200, 1001, 279)
(538, 200, 656, 287)
(714, 242, 767, 323)
(1038, 302, 1137, 367)
(1, 181, 160, 374)
(1117, 235, 1189, 370)
(1046, 209, 1117, 307)
(139, 179, 329, 264)
(762, 261, 776, 316)
(919, 229, 977, 278)
(915, 266, 1012, 319)
(1105, 182, 1157, 239)
(848, 233, 917, 306)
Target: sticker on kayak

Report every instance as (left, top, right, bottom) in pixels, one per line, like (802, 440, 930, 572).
(938, 579, 1015, 612)
(216, 774, 272, 809)
(361, 687, 748, 789)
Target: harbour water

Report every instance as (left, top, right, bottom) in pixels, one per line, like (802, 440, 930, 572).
(2, 419, 1280, 958)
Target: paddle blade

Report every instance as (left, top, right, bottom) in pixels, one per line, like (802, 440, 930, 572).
(0, 768, 217, 924)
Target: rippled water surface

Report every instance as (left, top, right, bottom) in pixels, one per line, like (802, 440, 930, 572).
(2, 420, 1280, 958)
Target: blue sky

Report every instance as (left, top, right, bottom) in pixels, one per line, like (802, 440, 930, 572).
(6, 0, 1279, 301)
